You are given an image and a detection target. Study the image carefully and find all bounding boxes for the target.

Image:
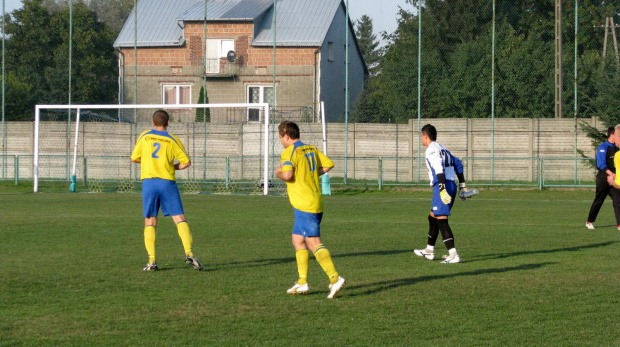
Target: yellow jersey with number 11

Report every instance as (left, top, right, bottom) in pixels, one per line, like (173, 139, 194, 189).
(280, 141, 334, 213)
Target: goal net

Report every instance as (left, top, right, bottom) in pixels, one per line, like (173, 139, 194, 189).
(33, 103, 283, 195)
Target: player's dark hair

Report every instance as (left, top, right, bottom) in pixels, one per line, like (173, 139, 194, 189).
(278, 121, 300, 140)
(153, 110, 170, 127)
(421, 124, 437, 141)
(608, 126, 615, 137)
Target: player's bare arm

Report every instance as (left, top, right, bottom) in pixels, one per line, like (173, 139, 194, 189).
(275, 164, 294, 181)
(132, 158, 141, 163)
(318, 166, 333, 176)
(175, 161, 191, 170)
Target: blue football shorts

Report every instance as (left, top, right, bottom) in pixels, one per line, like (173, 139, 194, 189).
(431, 180, 457, 216)
(141, 178, 184, 218)
(292, 208, 323, 238)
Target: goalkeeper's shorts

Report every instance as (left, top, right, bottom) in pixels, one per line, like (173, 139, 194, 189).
(431, 181, 456, 216)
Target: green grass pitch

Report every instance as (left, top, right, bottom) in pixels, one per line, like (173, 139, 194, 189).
(1, 187, 619, 346)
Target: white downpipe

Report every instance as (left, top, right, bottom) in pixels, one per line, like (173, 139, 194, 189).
(321, 101, 327, 155)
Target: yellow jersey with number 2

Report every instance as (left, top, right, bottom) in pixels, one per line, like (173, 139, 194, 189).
(280, 141, 334, 213)
(131, 129, 190, 181)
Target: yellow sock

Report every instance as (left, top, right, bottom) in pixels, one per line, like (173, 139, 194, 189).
(295, 249, 309, 285)
(313, 244, 339, 284)
(144, 225, 156, 263)
(176, 221, 194, 257)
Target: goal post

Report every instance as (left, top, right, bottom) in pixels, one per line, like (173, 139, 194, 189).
(69, 108, 81, 192)
(33, 103, 271, 194)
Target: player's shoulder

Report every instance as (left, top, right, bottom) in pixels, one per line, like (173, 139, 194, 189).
(291, 141, 317, 154)
(282, 144, 294, 153)
(426, 141, 441, 154)
(167, 132, 183, 143)
(150, 130, 183, 147)
(135, 130, 150, 141)
(600, 141, 615, 150)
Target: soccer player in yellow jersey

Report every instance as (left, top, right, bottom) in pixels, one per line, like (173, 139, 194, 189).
(274, 121, 345, 299)
(131, 110, 203, 271)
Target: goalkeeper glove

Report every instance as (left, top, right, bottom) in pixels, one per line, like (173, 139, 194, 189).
(438, 183, 452, 204)
(458, 182, 479, 200)
(459, 182, 468, 201)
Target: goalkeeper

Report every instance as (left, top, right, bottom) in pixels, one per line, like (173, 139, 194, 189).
(414, 124, 475, 264)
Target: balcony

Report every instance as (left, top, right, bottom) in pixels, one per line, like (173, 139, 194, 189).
(205, 58, 240, 78)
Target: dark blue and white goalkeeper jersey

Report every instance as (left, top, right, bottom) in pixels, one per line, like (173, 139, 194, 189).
(596, 140, 617, 173)
(425, 141, 464, 186)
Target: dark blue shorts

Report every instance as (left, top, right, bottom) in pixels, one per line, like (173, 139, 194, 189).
(292, 208, 323, 238)
(431, 180, 457, 216)
(142, 178, 184, 218)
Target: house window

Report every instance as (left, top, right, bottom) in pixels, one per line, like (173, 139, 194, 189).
(206, 39, 235, 73)
(162, 84, 191, 105)
(328, 41, 334, 62)
(247, 85, 274, 122)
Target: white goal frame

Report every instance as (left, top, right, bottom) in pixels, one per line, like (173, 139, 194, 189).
(33, 103, 271, 194)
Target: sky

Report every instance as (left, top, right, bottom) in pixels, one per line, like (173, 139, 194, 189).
(348, 0, 410, 42)
(2, 0, 411, 43)
(3, 0, 21, 13)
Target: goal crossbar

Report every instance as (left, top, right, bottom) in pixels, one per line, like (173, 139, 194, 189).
(33, 103, 271, 194)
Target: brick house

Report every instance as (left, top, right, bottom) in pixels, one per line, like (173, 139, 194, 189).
(113, 0, 368, 123)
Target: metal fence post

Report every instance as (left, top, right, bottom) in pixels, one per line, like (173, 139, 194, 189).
(83, 156, 88, 188)
(225, 156, 230, 189)
(14, 155, 18, 185)
(539, 158, 544, 190)
(378, 157, 383, 191)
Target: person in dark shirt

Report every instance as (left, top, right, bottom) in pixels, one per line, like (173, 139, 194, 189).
(586, 126, 620, 230)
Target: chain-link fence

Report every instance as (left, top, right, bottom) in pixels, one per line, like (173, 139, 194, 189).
(2, 0, 619, 191)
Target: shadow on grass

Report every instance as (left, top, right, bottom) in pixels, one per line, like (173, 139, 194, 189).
(215, 257, 295, 270)
(213, 249, 412, 270)
(592, 224, 619, 229)
(345, 262, 555, 297)
(335, 249, 411, 258)
(466, 241, 617, 263)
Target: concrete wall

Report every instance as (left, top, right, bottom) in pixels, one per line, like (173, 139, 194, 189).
(1, 117, 602, 183)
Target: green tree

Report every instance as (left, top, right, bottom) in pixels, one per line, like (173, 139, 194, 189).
(355, 15, 381, 76)
(578, 64, 620, 161)
(354, 0, 620, 123)
(3, 0, 118, 120)
(4, 0, 57, 114)
(195, 86, 211, 122)
(573, 1, 620, 152)
(351, 6, 418, 123)
(495, 26, 554, 118)
(46, 2, 118, 104)
(87, 0, 134, 35)
(0, 72, 37, 121)
(350, 15, 383, 123)
(24, 0, 133, 34)
(580, 54, 620, 143)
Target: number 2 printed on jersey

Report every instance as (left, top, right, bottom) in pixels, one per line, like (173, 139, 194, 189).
(152, 142, 161, 159)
